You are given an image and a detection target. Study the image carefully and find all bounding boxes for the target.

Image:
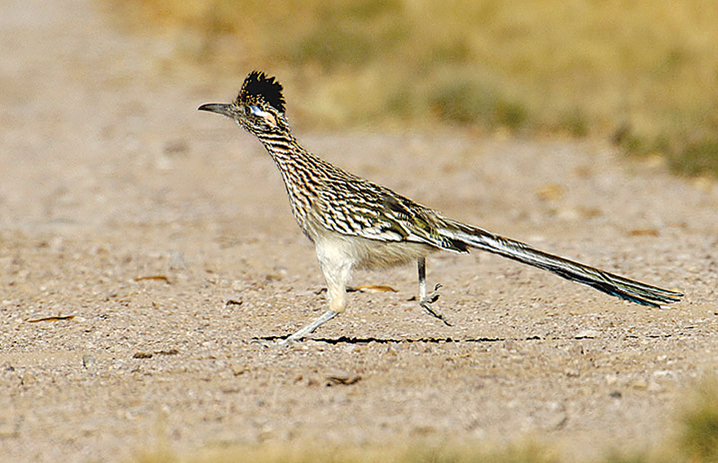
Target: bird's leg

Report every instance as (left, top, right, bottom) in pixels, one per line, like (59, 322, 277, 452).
(417, 257, 451, 326)
(277, 247, 351, 345)
(275, 309, 338, 345)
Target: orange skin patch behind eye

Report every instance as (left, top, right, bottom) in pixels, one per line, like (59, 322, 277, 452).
(263, 112, 277, 128)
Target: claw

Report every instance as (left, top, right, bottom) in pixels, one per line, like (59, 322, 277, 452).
(419, 283, 452, 326)
(427, 283, 442, 303)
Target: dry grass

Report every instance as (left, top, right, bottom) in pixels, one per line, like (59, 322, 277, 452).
(132, 440, 559, 463)
(108, 0, 718, 175)
(127, 378, 718, 463)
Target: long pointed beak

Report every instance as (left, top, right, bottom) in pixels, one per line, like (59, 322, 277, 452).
(198, 103, 234, 118)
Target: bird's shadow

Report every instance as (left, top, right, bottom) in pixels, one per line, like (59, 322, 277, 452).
(255, 335, 543, 345)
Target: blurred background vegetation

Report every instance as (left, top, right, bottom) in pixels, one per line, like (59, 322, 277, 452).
(108, 0, 718, 175)
(134, 377, 718, 462)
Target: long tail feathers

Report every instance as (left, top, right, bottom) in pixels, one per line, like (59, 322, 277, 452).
(442, 220, 683, 307)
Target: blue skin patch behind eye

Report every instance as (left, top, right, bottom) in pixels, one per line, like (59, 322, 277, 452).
(249, 105, 265, 117)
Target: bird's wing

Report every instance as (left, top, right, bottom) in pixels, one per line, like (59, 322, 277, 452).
(311, 177, 469, 253)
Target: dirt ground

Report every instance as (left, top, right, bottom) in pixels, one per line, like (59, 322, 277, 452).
(1, 0, 717, 462)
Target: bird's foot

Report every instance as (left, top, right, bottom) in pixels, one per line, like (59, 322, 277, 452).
(419, 284, 452, 326)
(272, 330, 308, 347)
(251, 337, 290, 348)
(273, 337, 293, 347)
(271, 309, 339, 346)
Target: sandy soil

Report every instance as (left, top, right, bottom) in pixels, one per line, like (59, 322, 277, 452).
(1, 0, 717, 462)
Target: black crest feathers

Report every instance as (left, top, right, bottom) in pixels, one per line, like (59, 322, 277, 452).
(237, 71, 286, 113)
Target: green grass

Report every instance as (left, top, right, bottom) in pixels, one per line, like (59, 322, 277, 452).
(109, 0, 718, 175)
(679, 379, 718, 462)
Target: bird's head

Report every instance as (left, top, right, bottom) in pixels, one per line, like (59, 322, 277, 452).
(198, 71, 288, 135)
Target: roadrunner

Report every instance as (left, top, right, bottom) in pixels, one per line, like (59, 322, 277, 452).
(199, 71, 682, 344)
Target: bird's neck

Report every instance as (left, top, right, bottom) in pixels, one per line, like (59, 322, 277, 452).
(257, 130, 296, 155)
(253, 129, 329, 235)
(256, 130, 326, 175)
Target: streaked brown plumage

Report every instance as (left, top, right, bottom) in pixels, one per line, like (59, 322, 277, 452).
(199, 71, 682, 344)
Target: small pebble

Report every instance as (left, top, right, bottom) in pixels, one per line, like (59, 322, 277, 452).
(82, 355, 97, 368)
